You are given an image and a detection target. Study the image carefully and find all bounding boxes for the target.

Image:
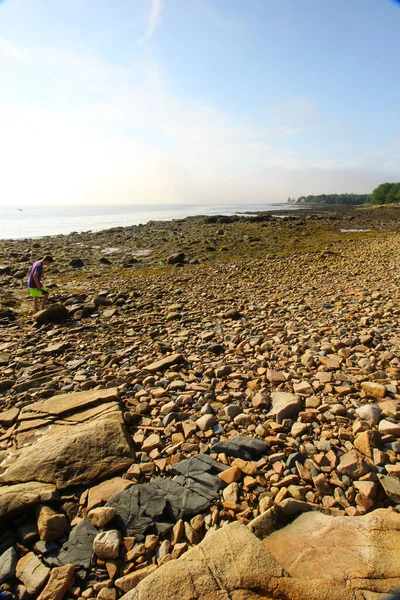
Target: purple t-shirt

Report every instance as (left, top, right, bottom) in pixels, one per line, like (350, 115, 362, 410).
(27, 261, 43, 288)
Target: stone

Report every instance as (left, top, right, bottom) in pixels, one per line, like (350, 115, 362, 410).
(27, 387, 119, 417)
(355, 404, 382, 425)
(0, 415, 134, 489)
(337, 449, 371, 480)
(251, 392, 270, 409)
(70, 258, 85, 267)
(378, 475, 400, 503)
(223, 482, 239, 503)
(0, 482, 59, 521)
(142, 433, 162, 453)
(265, 508, 400, 588)
(87, 507, 117, 528)
(34, 303, 69, 324)
(115, 565, 158, 593)
(378, 419, 400, 437)
(0, 407, 19, 427)
(195, 414, 216, 431)
(36, 505, 68, 541)
(0, 546, 17, 584)
(211, 436, 268, 461)
(144, 354, 185, 373)
(16, 552, 50, 595)
(37, 564, 75, 600)
(267, 392, 302, 424)
(291, 422, 308, 438)
(218, 466, 241, 485)
(353, 481, 377, 500)
(107, 455, 225, 540)
(354, 430, 381, 459)
(57, 519, 98, 568)
(121, 521, 284, 600)
(93, 530, 121, 560)
(87, 478, 134, 511)
(361, 382, 387, 398)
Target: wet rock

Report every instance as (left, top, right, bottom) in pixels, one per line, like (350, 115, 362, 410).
(70, 258, 85, 268)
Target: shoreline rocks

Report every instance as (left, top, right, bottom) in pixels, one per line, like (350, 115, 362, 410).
(0, 205, 400, 599)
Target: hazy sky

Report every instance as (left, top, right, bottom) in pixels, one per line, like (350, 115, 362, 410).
(0, 0, 399, 208)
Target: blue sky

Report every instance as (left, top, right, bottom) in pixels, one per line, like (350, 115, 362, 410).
(0, 0, 399, 208)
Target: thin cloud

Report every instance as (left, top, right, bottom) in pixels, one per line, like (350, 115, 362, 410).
(138, 0, 163, 44)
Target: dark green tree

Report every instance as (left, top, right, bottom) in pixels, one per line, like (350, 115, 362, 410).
(370, 182, 396, 204)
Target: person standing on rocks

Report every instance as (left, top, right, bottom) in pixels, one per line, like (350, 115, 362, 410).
(27, 255, 54, 312)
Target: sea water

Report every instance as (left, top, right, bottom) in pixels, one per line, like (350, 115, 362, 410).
(0, 203, 304, 240)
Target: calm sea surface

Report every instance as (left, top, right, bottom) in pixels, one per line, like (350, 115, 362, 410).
(0, 203, 303, 240)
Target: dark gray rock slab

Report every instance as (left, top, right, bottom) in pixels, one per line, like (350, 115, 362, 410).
(0, 547, 17, 583)
(211, 436, 269, 460)
(57, 519, 98, 569)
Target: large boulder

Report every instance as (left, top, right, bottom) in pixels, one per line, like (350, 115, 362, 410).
(121, 522, 282, 600)
(123, 509, 400, 600)
(34, 303, 69, 324)
(0, 415, 134, 489)
(265, 508, 400, 597)
(0, 482, 58, 521)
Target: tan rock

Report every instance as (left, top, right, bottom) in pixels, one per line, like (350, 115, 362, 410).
(0, 482, 58, 521)
(26, 388, 119, 417)
(16, 552, 50, 595)
(361, 382, 387, 399)
(36, 505, 68, 541)
(144, 354, 185, 373)
(265, 509, 400, 583)
(218, 466, 241, 485)
(354, 430, 381, 459)
(121, 522, 282, 600)
(378, 419, 400, 437)
(115, 565, 158, 593)
(87, 507, 117, 528)
(37, 564, 75, 600)
(87, 477, 134, 510)
(0, 415, 134, 489)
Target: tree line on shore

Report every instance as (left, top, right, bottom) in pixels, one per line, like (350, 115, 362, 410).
(288, 182, 400, 205)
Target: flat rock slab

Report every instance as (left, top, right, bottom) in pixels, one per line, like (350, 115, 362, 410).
(0, 415, 134, 489)
(57, 518, 98, 568)
(144, 354, 185, 373)
(211, 436, 269, 461)
(25, 387, 119, 417)
(88, 477, 135, 511)
(0, 482, 58, 521)
(0, 407, 20, 427)
(265, 508, 400, 583)
(107, 455, 228, 540)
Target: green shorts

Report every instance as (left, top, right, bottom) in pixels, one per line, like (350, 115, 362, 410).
(29, 286, 48, 297)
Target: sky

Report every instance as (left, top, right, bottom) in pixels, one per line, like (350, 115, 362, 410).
(0, 0, 399, 209)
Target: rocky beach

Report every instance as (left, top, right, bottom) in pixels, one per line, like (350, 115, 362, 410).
(1, 204, 400, 600)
